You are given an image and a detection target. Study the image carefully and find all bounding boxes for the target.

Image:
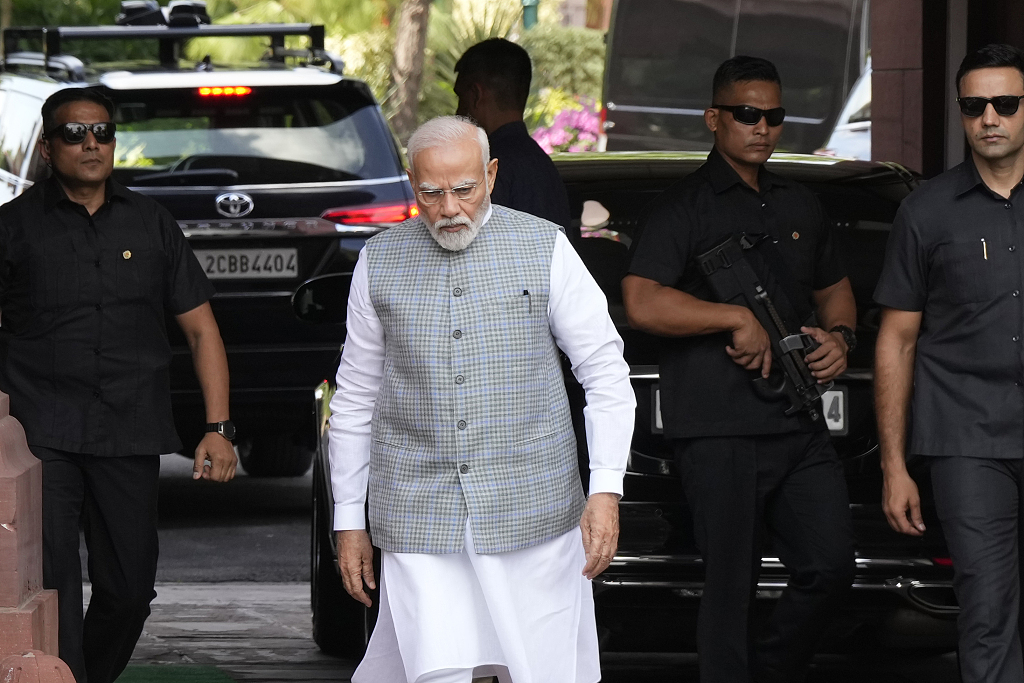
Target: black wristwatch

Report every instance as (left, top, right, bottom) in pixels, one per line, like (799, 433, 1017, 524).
(206, 420, 236, 441)
(830, 325, 857, 353)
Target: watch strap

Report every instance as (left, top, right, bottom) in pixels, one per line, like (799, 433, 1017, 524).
(829, 325, 857, 353)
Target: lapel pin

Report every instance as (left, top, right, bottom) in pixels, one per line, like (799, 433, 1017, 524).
(122, 250, 132, 259)
(791, 231, 800, 240)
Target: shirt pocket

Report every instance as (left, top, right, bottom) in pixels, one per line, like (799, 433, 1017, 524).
(481, 290, 552, 424)
(115, 248, 163, 303)
(936, 241, 1009, 304)
(484, 290, 550, 351)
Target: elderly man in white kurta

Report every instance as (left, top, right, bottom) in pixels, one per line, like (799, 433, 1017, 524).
(327, 115, 635, 683)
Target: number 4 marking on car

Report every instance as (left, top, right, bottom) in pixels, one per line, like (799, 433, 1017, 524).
(821, 387, 847, 435)
(827, 395, 841, 422)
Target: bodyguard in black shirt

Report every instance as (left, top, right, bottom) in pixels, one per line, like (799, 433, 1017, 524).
(0, 88, 237, 683)
(875, 44, 1024, 683)
(454, 38, 571, 231)
(623, 57, 856, 683)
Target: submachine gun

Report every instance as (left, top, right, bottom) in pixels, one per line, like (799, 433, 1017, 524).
(696, 234, 831, 422)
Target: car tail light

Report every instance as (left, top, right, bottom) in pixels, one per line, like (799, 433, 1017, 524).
(322, 202, 419, 226)
(198, 86, 253, 97)
(932, 557, 953, 566)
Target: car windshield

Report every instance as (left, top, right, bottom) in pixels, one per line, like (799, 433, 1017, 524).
(108, 84, 398, 186)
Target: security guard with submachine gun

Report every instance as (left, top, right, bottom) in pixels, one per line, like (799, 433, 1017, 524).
(622, 55, 857, 683)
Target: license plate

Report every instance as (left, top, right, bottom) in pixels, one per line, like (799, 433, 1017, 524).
(195, 248, 298, 279)
(651, 385, 849, 435)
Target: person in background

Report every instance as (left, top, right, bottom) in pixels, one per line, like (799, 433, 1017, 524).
(454, 38, 572, 232)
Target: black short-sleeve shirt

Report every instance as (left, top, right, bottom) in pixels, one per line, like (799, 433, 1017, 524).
(0, 177, 215, 456)
(874, 157, 1024, 459)
(488, 121, 572, 230)
(628, 147, 846, 438)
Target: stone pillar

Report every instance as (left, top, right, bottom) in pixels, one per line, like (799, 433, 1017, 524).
(0, 651, 74, 682)
(871, 0, 949, 176)
(0, 392, 59, 657)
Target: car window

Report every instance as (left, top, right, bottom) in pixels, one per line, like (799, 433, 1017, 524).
(604, 0, 866, 153)
(847, 101, 870, 124)
(0, 90, 42, 178)
(108, 84, 400, 186)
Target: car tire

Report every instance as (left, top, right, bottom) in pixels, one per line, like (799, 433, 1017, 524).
(311, 461, 379, 657)
(239, 431, 315, 477)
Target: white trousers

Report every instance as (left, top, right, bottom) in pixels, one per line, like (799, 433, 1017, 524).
(352, 523, 600, 683)
(415, 669, 473, 683)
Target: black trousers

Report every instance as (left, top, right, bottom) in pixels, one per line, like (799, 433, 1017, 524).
(931, 456, 1024, 683)
(35, 447, 160, 683)
(674, 430, 855, 683)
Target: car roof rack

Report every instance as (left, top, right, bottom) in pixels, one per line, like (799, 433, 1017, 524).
(1, 22, 332, 73)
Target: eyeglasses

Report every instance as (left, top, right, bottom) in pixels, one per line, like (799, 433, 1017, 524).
(957, 95, 1024, 117)
(711, 104, 786, 127)
(417, 183, 481, 205)
(44, 122, 117, 145)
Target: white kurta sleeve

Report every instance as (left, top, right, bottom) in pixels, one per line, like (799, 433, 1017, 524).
(547, 232, 635, 497)
(327, 247, 385, 531)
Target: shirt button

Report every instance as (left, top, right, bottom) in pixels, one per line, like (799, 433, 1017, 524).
(459, 464, 469, 474)
(455, 375, 465, 384)
(95, 304, 102, 311)
(761, 202, 766, 208)
(1011, 245, 1017, 252)
(93, 390, 100, 398)
(1006, 202, 1013, 209)
(1014, 336, 1020, 342)
(93, 348, 100, 355)
(453, 287, 463, 297)
(452, 330, 462, 339)
(1015, 290, 1021, 297)
(457, 420, 467, 430)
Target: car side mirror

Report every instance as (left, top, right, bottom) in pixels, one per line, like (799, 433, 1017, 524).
(292, 273, 352, 324)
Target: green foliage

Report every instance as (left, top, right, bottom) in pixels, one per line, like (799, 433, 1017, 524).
(186, 0, 394, 63)
(520, 23, 605, 132)
(13, 0, 609, 145)
(12, 0, 122, 26)
(416, 0, 522, 124)
(520, 22, 604, 101)
(11, 0, 157, 61)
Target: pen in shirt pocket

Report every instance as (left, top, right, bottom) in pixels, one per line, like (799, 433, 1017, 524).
(523, 289, 532, 313)
(982, 237, 988, 260)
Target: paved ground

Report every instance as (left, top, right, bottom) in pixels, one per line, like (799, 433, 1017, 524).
(91, 583, 352, 682)
(103, 582, 959, 683)
(71, 456, 965, 682)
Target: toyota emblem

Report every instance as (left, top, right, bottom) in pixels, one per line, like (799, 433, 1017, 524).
(215, 192, 254, 218)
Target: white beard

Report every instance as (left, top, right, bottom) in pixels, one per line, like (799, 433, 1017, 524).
(425, 196, 490, 251)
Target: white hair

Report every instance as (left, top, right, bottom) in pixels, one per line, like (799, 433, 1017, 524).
(407, 115, 489, 174)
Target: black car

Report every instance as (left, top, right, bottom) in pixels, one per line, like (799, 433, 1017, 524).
(296, 151, 958, 658)
(0, 5, 413, 475)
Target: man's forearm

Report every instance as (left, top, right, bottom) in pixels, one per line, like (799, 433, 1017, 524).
(813, 277, 857, 332)
(875, 320, 918, 475)
(190, 331, 230, 423)
(622, 274, 748, 337)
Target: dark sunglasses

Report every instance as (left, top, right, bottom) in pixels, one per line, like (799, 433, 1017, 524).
(712, 104, 786, 127)
(957, 95, 1024, 117)
(44, 122, 117, 144)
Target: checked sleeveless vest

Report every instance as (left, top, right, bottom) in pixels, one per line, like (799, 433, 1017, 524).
(364, 205, 584, 554)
